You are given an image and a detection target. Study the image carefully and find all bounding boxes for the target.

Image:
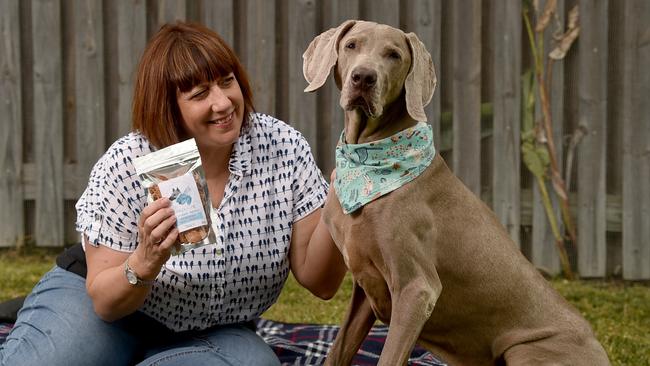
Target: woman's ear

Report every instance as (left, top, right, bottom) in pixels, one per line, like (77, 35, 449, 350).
(404, 32, 436, 122)
(303, 20, 357, 93)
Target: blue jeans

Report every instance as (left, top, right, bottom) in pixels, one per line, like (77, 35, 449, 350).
(0, 266, 280, 366)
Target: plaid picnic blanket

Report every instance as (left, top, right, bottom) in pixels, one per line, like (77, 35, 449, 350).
(0, 323, 11, 345)
(255, 319, 446, 366)
(0, 320, 446, 365)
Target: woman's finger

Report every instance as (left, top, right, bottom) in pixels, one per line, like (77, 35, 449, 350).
(158, 228, 180, 252)
(139, 197, 171, 227)
(142, 207, 175, 238)
(149, 214, 177, 245)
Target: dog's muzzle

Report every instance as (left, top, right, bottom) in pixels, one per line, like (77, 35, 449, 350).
(343, 67, 380, 117)
(350, 67, 377, 90)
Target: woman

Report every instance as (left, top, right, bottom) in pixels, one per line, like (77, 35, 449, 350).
(0, 22, 346, 366)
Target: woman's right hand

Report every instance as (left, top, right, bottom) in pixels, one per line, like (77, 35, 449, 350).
(84, 197, 179, 321)
(132, 197, 179, 279)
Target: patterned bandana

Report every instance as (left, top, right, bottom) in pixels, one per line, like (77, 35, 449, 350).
(334, 122, 436, 214)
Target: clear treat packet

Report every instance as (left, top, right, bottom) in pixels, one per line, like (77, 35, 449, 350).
(133, 138, 215, 255)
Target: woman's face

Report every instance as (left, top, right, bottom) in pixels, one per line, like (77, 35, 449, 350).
(176, 72, 245, 151)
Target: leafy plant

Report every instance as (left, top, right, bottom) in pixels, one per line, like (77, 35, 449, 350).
(522, 0, 581, 279)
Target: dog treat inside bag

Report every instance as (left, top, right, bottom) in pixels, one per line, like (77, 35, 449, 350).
(133, 138, 215, 254)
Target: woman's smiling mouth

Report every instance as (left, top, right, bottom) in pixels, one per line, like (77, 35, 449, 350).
(209, 112, 233, 126)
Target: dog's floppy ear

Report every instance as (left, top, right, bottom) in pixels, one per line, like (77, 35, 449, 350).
(303, 20, 357, 92)
(404, 32, 436, 121)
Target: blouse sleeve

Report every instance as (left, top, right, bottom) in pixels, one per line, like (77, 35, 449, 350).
(75, 139, 148, 252)
(291, 133, 329, 221)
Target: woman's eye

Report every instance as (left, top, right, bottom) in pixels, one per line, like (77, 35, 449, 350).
(346, 42, 356, 50)
(220, 76, 234, 87)
(191, 89, 208, 99)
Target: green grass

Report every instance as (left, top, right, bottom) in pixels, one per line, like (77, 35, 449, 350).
(2, 248, 649, 365)
(0, 247, 58, 302)
(552, 279, 650, 365)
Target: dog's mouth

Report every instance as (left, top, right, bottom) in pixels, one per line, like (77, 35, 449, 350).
(345, 94, 377, 118)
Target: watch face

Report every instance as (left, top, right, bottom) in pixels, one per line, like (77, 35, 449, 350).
(126, 270, 138, 285)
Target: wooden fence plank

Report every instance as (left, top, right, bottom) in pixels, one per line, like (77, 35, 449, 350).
(117, 0, 146, 139)
(243, 0, 276, 115)
(74, 0, 105, 190)
(491, 0, 521, 242)
(319, 0, 360, 175)
(531, 0, 565, 273)
(158, 0, 186, 27)
(452, 0, 482, 194)
(32, 0, 63, 247)
(0, 0, 24, 247)
(622, 0, 650, 280)
(404, 0, 441, 149)
(324, 1, 360, 29)
(62, 0, 75, 167)
(577, 0, 608, 277)
(361, 0, 399, 27)
(146, 0, 186, 38)
(288, 0, 318, 153)
(201, 0, 234, 46)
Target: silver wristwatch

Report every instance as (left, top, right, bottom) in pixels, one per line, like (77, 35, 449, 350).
(124, 258, 154, 286)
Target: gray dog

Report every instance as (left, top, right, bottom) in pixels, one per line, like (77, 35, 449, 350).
(303, 20, 610, 366)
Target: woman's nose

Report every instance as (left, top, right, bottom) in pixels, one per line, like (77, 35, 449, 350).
(209, 86, 231, 112)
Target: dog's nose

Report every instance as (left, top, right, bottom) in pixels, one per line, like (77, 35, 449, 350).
(351, 68, 377, 89)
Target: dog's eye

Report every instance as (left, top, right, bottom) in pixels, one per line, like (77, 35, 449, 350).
(388, 51, 401, 60)
(346, 42, 356, 50)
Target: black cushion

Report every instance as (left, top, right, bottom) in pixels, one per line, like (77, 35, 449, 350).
(0, 297, 25, 323)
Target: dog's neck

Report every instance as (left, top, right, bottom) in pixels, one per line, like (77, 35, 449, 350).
(343, 95, 417, 144)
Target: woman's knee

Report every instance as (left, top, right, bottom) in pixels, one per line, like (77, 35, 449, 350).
(200, 325, 280, 365)
(0, 267, 138, 366)
(138, 324, 280, 366)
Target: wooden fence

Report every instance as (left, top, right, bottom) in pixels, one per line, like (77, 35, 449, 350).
(1, 0, 648, 280)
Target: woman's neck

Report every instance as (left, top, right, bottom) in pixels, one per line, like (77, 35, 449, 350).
(198, 143, 233, 179)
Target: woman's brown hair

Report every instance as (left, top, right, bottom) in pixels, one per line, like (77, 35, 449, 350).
(132, 22, 254, 148)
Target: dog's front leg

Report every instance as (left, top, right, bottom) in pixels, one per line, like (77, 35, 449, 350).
(324, 281, 376, 366)
(378, 276, 441, 366)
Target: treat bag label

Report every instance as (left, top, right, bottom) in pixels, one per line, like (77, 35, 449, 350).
(158, 174, 207, 232)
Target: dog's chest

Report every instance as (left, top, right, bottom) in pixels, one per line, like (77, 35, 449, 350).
(324, 200, 390, 268)
(325, 208, 392, 315)
(323, 199, 379, 268)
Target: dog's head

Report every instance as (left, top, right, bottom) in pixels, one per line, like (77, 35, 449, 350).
(303, 20, 436, 122)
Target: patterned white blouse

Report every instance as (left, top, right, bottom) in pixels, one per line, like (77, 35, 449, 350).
(75, 113, 328, 331)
